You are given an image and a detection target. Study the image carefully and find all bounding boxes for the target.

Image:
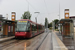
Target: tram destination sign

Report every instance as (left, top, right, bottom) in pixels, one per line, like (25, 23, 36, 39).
(18, 21, 27, 22)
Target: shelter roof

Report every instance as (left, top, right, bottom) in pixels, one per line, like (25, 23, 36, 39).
(58, 19, 73, 24)
(0, 18, 17, 23)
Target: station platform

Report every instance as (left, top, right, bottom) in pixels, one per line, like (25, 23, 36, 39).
(55, 31, 74, 50)
(38, 31, 68, 50)
(0, 36, 15, 42)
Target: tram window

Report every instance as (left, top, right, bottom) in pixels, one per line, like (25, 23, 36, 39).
(32, 24, 37, 31)
(35, 25, 37, 31)
(38, 25, 41, 30)
(38, 25, 39, 30)
(39, 25, 40, 30)
(32, 25, 34, 31)
(40, 25, 41, 30)
(40, 25, 42, 30)
(27, 22, 30, 31)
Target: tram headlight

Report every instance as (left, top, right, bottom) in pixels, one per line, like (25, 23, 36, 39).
(15, 32, 17, 34)
(25, 32, 26, 34)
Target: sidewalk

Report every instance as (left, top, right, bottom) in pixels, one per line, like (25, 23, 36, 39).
(55, 31, 74, 50)
(53, 32, 68, 50)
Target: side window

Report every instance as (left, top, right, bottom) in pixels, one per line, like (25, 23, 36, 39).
(27, 21, 30, 31)
(34, 24, 37, 31)
(40, 25, 41, 30)
(32, 24, 34, 31)
(39, 25, 42, 30)
(39, 25, 40, 30)
(32, 24, 37, 31)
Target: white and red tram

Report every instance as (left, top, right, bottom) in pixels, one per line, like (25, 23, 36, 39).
(15, 19, 44, 38)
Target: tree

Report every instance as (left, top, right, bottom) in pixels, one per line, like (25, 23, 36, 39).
(48, 22, 52, 28)
(53, 19, 59, 29)
(45, 18, 48, 28)
(48, 22, 52, 30)
(21, 11, 31, 19)
(48, 19, 59, 29)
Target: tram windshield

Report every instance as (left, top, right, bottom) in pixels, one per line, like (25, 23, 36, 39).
(16, 21, 28, 32)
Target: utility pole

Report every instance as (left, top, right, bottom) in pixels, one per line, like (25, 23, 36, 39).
(52, 21, 55, 31)
(59, 2, 61, 34)
(59, 2, 60, 20)
(52, 21, 54, 31)
(28, 2, 29, 11)
(46, 20, 48, 28)
(46, 20, 47, 28)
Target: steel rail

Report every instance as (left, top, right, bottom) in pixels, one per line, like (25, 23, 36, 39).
(36, 31, 49, 50)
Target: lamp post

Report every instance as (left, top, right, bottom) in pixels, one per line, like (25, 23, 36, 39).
(34, 12, 40, 23)
(6, 14, 8, 20)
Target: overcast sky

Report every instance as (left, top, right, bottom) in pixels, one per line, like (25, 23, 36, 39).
(0, 0, 75, 25)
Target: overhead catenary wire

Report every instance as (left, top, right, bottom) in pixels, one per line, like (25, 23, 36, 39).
(44, 0, 50, 28)
(26, 0, 38, 11)
(44, 0, 49, 15)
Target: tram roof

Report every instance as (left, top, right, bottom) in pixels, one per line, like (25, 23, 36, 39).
(18, 19, 43, 26)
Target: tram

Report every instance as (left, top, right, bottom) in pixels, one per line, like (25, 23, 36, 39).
(15, 19, 44, 38)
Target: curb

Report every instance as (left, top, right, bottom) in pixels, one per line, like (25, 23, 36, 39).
(53, 32, 68, 50)
(0, 36, 15, 43)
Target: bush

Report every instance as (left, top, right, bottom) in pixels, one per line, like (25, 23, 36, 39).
(49, 27, 52, 30)
(55, 29, 59, 31)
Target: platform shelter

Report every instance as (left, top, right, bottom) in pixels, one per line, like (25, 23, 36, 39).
(0, 18, 16, 36)
(59, 19, 74, 38)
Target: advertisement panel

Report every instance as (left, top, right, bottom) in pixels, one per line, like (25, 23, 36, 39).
(65, 9, 69, 19)
(11, 12, 16, 21)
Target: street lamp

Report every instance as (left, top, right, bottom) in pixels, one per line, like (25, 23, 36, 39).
(34, 12, 40, 23)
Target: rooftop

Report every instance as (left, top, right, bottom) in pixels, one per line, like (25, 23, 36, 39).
(69, 16, 75, 18)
